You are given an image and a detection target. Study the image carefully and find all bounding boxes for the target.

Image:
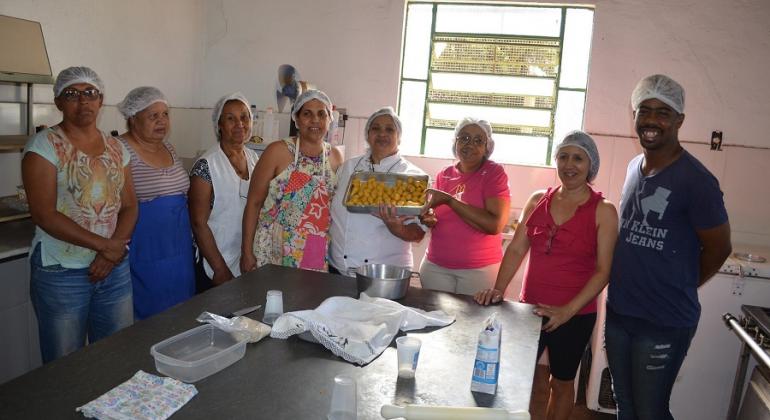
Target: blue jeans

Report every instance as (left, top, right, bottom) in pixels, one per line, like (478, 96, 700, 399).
(29, 245, 134, 363)
(604, 307, 696, 420)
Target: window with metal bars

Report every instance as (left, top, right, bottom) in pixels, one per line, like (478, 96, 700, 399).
(397, 3, 594, 166)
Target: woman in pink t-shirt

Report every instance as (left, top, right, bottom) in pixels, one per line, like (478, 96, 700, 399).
(419, 117, 511, 295)
(474, 130, 618, 420)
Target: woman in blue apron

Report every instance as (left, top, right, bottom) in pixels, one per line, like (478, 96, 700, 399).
(117, 87, 195, 319)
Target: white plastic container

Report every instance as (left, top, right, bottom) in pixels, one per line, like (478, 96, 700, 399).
(150, 324, 248, 383)
(261, 107, 279, 143)
(250, 104, 261, 143)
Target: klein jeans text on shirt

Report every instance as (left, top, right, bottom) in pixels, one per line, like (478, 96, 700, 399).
(604, 306, 696, 420)
(30, 244, 134, 363)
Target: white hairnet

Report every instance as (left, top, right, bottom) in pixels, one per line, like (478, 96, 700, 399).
(53, 66, 105, 98)
(117, 86, 168, 119)
(364, 106, 402, 138)
(291, 89, 333, 123)
(212, 92, 252, 140)
(631, 74, 685, 114)
(453, 117, 495, 159)
(556, 130, 600, 183)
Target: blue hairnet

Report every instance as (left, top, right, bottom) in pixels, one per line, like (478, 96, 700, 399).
(364, 106, 402, 138)
(212, 92, 252, 140)
(291, 90, 333, 124)
(453, 117, 495, 159)
(117, 86, 168, 118)
(556, 130, 600, 182)
(53, 66, 104, 98)
(631, 74, 685, 114)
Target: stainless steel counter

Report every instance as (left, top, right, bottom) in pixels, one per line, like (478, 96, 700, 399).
(0, 218, 34, 260)
(0, 264, 541, 418)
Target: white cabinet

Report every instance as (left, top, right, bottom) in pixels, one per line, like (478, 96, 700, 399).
(0, 254, 41, 384)
(670, 274, 770, 419)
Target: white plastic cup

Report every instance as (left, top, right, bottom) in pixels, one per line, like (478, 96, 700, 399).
(396, 336, 421, 378)
(328, 374, 357, 420)
(262, 290, 283, 325)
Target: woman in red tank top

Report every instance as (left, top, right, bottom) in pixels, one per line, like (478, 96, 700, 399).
(474, 130, 618, 420)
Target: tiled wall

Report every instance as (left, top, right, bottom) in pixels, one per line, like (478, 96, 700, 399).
(403, 136, 770, 249)
(337, 115, 770, 267)
(2, 0, 769, 251)
(3, 102, 767, 251)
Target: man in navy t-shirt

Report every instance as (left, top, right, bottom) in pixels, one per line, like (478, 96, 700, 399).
(605, 74, 732, 420)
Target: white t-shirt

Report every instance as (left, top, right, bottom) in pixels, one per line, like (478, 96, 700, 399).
(329, 152, 427, 274)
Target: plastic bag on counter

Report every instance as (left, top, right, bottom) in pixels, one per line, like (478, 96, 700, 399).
(269, 294, 454, 365)
(196, 312, 271, 343)
(470, 312, 502, 395)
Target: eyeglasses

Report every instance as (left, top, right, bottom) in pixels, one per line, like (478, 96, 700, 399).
(59, 88, 101, 102)
(456, 135, 486, 147)
(545, 224, 560, 255)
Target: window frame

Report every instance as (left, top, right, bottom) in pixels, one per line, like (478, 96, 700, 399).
(397, 1, 594, 166)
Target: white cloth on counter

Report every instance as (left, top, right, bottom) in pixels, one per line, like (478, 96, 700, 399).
(76, 370, 197, 420)
(269, 293, 455, 365)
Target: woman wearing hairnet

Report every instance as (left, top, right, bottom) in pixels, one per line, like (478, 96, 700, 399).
(328, 107, 427, 275)
(474, 130, 618, 420)
(116, 87, 194, 319)
(22, 66, 137, 362)
(419, 117, 511, 294)
(240, 90, 343, 272)
(189, 92, 258, 288)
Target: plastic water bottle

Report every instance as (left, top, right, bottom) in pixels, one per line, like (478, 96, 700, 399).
(271, 111, 279, 141)
(250, 105, 260, 143)
(327, 106, 340, 145)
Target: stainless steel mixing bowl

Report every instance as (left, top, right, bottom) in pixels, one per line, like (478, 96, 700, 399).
(355, 264, 413, 300)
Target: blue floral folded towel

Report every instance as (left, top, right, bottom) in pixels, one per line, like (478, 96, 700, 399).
(76, 370, 197, 420)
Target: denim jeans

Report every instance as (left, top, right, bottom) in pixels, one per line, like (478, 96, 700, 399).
(29, 244, 134, 363)
(604, 306, 696, 420)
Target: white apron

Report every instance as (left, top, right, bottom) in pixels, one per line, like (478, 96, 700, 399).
(199, 144, 258, 278)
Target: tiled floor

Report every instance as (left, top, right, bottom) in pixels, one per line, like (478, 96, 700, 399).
(530, 364, 615, 420)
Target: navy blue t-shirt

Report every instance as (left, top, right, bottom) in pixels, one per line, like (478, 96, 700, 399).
(607, 151, 728, 328)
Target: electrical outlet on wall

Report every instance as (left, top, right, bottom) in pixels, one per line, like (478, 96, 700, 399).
(710, 130, 723, 151)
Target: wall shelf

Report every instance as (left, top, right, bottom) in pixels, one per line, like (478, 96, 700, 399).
(0, 135, 27, 152)
(0, 195, 29, 222)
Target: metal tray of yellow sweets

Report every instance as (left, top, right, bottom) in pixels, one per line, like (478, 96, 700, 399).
(343, 172, 429, 216)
